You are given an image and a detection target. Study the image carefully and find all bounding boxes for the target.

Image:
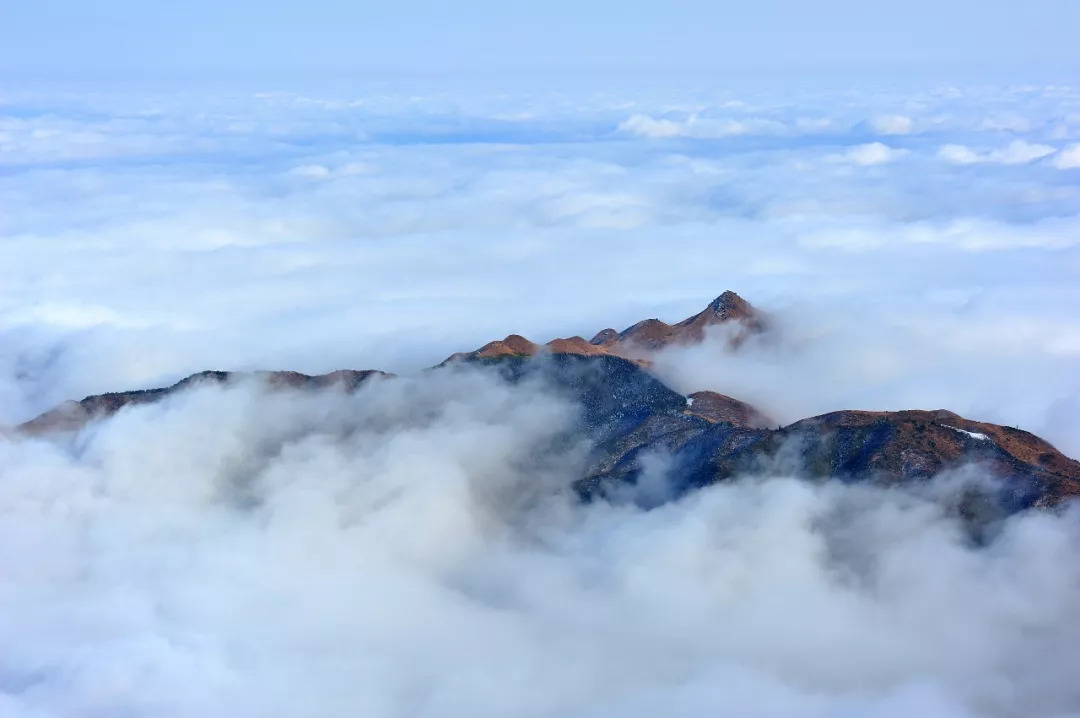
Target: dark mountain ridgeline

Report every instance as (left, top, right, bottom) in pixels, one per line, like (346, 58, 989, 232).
(13, 293, 1080, 515)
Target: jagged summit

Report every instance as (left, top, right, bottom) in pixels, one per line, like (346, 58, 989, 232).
(713, 289, 752, 314)
(685, 290, 760, 325)
(446, 290, 765, 364)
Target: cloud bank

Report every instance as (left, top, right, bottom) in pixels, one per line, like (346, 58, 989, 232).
(3, 368, 1080, 717)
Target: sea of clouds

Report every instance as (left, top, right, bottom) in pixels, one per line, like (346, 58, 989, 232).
(3, 369, 1080, 717)
(2, 78, 1080, 716)
(2, 80, 1079, 449)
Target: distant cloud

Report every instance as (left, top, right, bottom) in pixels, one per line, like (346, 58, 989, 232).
(617, 113, 786, 139)
(618, 114, 683, 138)
(1053, 143, 1080, 169)
(289, 164, 332, 178)
(836, 142, 905, 166)
(939, 139, 1057, 165)
(991, 139, 1057, 164)
(800, 216, 1080, 252)
(288, 162, 377, 179)
(979, 114, 1034, 133)
(938, 144, 983, 165)
(870, 114, 914, 135)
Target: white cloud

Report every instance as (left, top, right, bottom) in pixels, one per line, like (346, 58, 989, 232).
(1053, 143, 1080, 169)
(617, 113, 786, 139)
(799, 215, 1080, 252)
(837, 142, 904, 166)
(870, 114, 914, 135)
(979, 114, 1033, 133)
(2, 370, 1080, 717)
(938, 144, 983, 165)
(991, 139, 1057, 164)
(618, 113, 684, 138)
(939, 140, 1057, 165)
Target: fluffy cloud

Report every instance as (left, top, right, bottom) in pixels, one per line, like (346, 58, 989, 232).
(617, 113, 787, 139)
(938, 144, 983, 165)
(3, 368, 1080, 717)
(835, 142, 904, 166)
(939, 139, 1057, 165)
(1053, 143, 1080, 169)
(869, 114, 914, 135)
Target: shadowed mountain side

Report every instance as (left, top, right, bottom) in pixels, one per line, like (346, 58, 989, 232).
(454, 353, 1079, 511)
(575, 394, 1080, 511)
(17, 369, 389, 435)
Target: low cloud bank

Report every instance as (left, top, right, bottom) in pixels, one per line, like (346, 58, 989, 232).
(2, 367, 1080, 717)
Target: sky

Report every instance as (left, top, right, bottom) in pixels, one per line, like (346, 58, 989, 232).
(3, 3, 1080, 717)
(2, 0, 1079, 78)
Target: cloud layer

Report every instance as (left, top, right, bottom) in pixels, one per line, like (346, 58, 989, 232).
(3, 81, 1079, 452)
(3, 369, 1080, 717)
(2, 79, 1080, 716)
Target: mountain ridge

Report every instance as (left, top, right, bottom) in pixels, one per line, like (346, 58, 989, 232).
(11, 292, 1080, 512)
(442, 289, 766, 366)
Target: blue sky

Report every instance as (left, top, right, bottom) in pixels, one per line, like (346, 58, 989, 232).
(3, 0, 1079, 78)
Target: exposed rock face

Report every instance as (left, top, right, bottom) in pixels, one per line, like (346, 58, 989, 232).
(13, 293, 1080, 517)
